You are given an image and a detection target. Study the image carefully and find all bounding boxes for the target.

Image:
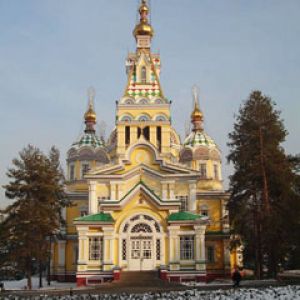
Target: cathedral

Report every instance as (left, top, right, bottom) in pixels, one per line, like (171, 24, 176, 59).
(51, 0, 241, 286)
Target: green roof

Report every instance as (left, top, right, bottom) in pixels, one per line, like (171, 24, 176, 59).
(74, 212, 114, 222)
(72, 133, 104, 149)
(168, 211, 203, 221)
(184, 131, 217, 148)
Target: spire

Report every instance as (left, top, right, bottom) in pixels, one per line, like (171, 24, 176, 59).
(133, 0, 154, 48)
(84, 87, 97, 133)
(190, 85, 204, 132)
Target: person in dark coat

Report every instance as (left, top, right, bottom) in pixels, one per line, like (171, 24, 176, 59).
(232, 267, 242, 287)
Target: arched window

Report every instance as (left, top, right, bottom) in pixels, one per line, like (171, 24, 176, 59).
(131, 223, 152, 233)
(156, 126, 162, 151)
(143, 126, 150, 141)
(125, 126, 130, 146)
(141, 66, 147, 83)
(200, 204, 209, 217)
(139, 98, 148, 105)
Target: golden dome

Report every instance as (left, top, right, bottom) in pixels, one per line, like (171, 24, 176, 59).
(133, 23, 154, 37)
(84, 104, 96, 122)
(133, 0, 154, 38)
(191, 103, 203, 120)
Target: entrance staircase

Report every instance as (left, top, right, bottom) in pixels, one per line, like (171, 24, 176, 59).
(112, 271, 180, 288)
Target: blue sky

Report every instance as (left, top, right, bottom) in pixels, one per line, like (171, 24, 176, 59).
(0, 0, 299, 208)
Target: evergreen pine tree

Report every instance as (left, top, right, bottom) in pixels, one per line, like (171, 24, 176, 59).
(2, 145, 69, 289)
(228, 90, 300, 278)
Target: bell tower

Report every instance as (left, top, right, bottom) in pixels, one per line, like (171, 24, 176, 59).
(115, 0, 174, 159)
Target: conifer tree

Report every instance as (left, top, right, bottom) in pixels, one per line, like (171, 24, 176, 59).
(1, 145, 69, 289)
(227, 91, 300, 278)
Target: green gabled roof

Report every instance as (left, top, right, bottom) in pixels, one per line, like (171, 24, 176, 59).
(118, 180, 162, 203)
(74, 212, 114, 222)
(168, 211, 203, 221)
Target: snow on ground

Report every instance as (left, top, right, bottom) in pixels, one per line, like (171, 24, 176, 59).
(1, 277, 76, 290)
(0, 286, 300, 299)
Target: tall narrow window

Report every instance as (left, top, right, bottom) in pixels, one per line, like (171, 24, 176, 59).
(89, 237, 103, 260)
(143, 126, 150, 141)
(176, 195, 189, 212)
(81, 163, 90, 179)
(156, 126, 162, 151)
(214, 164, 219, 180)
(156, 239, 161, 260)
(122, 239, 127, 260)
(137, 127, 142, 139)
(200, 163, 207, 178)
(180, 236, 194, 260)
(69, 165, 75, 181)
(207, 246, 215, 263)
(141, 66, 147, 83)
(125, 126, 130, 146)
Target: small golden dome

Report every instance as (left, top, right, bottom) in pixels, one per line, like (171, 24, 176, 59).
(133, 23, 154, 37)
(84, 104, 96, 122)
(191, 104, 203, 120)
(133, 0, 154, 38)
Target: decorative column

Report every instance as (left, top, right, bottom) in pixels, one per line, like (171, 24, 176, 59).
(117, 126, 126, 155)
(89, 181, 97, 214)
(168, 181, 175, 200)
(130, 126, 137, 144)
(168, 226, 180, 271)
(103, 227, 114, 271)
(57, 240, 66, 280)
(110, 182, 116, 201)
(194, 225, 206, 270)
(150, 126, 157, 147)
(161, 125, 170, 154)
(161, 182, 168, 200)
(188, 180, 197, 211)
(115, 181, 124, 200)
(77, 227, 88, 267)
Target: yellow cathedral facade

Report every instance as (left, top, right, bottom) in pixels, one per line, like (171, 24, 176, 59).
(51, 1, 241, 286)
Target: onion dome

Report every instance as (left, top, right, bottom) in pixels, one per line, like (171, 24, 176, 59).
(72, 88, 105, 149)
(72, 133, 104, 149)
(184, 131, 217, 148)
(84, 103, 96, 123)
(180, 86, 220, 163)
(133, 0, 154, 38)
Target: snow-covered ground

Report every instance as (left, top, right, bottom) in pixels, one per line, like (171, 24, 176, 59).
(1, 277, 76, 290)
(0, 285, 300, 299)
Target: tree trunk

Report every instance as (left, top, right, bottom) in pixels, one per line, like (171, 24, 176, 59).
(39, 260, 43, 288)
(259, 127, 270, 214)
(254, 209, 263, 280)
(27, 271, 32, 290)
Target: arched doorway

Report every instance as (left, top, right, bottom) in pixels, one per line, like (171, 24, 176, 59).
(119, 214, 163, 271)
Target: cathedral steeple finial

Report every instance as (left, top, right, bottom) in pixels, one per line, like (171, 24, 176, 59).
(133, 0, 154, 48)
(191, 85, 204, 132)
(84, 87, 97, 133)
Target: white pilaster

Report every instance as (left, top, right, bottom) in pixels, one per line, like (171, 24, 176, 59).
(77, 227, 88, 265)
(189, 180, 197, 211)
(194, 225, 206, 271)
(161, 183, 168, 200)
(103, 227, 114, 270)
(58, 240, 66, 267)
(89, 181, 97, 214)
(169, 181, 175, 199)
(110, 182, 116, 201)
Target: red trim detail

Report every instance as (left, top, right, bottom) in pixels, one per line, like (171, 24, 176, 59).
(76, 277, 86, 287)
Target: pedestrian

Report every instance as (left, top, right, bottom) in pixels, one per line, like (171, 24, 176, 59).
(232, 267, 242, 288)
